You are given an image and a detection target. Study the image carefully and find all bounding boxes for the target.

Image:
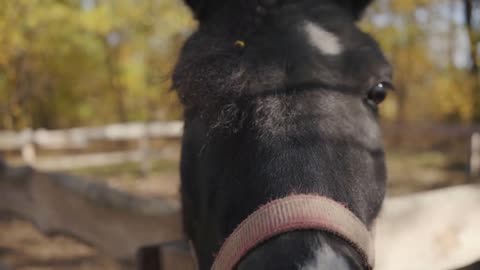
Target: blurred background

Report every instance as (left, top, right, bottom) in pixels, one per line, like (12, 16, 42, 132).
(1, 0, 480, 269)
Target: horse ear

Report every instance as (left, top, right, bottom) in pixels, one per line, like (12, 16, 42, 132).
(183, 0, 208, 21)
(339, 0, 374, 20)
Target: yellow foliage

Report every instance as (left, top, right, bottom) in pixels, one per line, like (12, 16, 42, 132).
(431, 74, 473, 122)
(0, 0, 478, 128)
(391, 0, 433, 13)
(0, 0, 194, 129)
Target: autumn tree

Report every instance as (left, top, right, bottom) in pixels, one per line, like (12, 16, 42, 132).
(0, 0, 193, 129)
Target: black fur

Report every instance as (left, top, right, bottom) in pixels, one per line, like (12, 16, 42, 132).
(338, 0, 374, 19)
(174, 0, 390, 269)
(184, 0, 373, 21)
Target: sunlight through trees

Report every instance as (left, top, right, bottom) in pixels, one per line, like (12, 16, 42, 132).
(0, 0, 479, 129)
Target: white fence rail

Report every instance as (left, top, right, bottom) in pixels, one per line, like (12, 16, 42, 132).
(0, 121, 183, 150)
(2, 122, 480, 177)
(0, 121, 183, 171)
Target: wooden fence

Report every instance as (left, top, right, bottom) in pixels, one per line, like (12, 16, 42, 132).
(1, 160, 479, 270)
(1, 121, 480, 177)
(471, 133, 480, 177)
(382, 123, 480, 178)
(0, 121, 183, 171)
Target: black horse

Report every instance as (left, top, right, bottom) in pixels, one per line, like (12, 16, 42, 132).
(173, 0, 392, 269)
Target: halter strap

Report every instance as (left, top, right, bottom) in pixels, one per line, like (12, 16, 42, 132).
(211, 194, 374, 270)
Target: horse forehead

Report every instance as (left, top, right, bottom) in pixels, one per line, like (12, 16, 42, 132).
(303, 20, 343, 56)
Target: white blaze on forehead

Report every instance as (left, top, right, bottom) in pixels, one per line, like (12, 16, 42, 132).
(304, 21, 343, 55)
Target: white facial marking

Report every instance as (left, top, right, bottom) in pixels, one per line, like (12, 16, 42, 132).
(301, 244, 350, 270)
(304, 21, 343, 55)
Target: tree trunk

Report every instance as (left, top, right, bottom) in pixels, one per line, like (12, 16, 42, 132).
(465, 0, 480, 121)
(448, 0, 456, 68)
(105, 41, 128, 123)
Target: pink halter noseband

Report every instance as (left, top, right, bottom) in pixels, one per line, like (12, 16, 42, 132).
(210, 194, 375, 270)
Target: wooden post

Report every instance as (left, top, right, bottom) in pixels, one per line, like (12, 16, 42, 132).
(0, 155, 5, 171)
(137, 241, 195, 270)
(139, 124, 151, 177)
(21, 142, 36, 165)
(21, 131, 36, 165)
(470, 132, 480, 178)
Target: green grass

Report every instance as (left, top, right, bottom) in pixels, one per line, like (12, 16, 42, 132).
(386, 148, 471, 196)
(69, 159, 179, 180)
(66, 148, 472, 196)
(387, 150, 449, 169)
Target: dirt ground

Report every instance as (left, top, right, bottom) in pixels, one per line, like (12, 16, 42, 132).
(0, 213, 123, 270)
(0, 170, 180, 270)
(0, 151, 474, 270)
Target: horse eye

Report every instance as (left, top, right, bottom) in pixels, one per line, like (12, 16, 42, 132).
(367, 82, 392, 104)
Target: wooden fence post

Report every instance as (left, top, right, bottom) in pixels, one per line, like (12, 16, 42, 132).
(0, 121, 183, 171)
(21, 131, 36, 165)
(470, 132, 480, 178)
(139, 124, 151, 176)
(21, 143, 36, 165)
